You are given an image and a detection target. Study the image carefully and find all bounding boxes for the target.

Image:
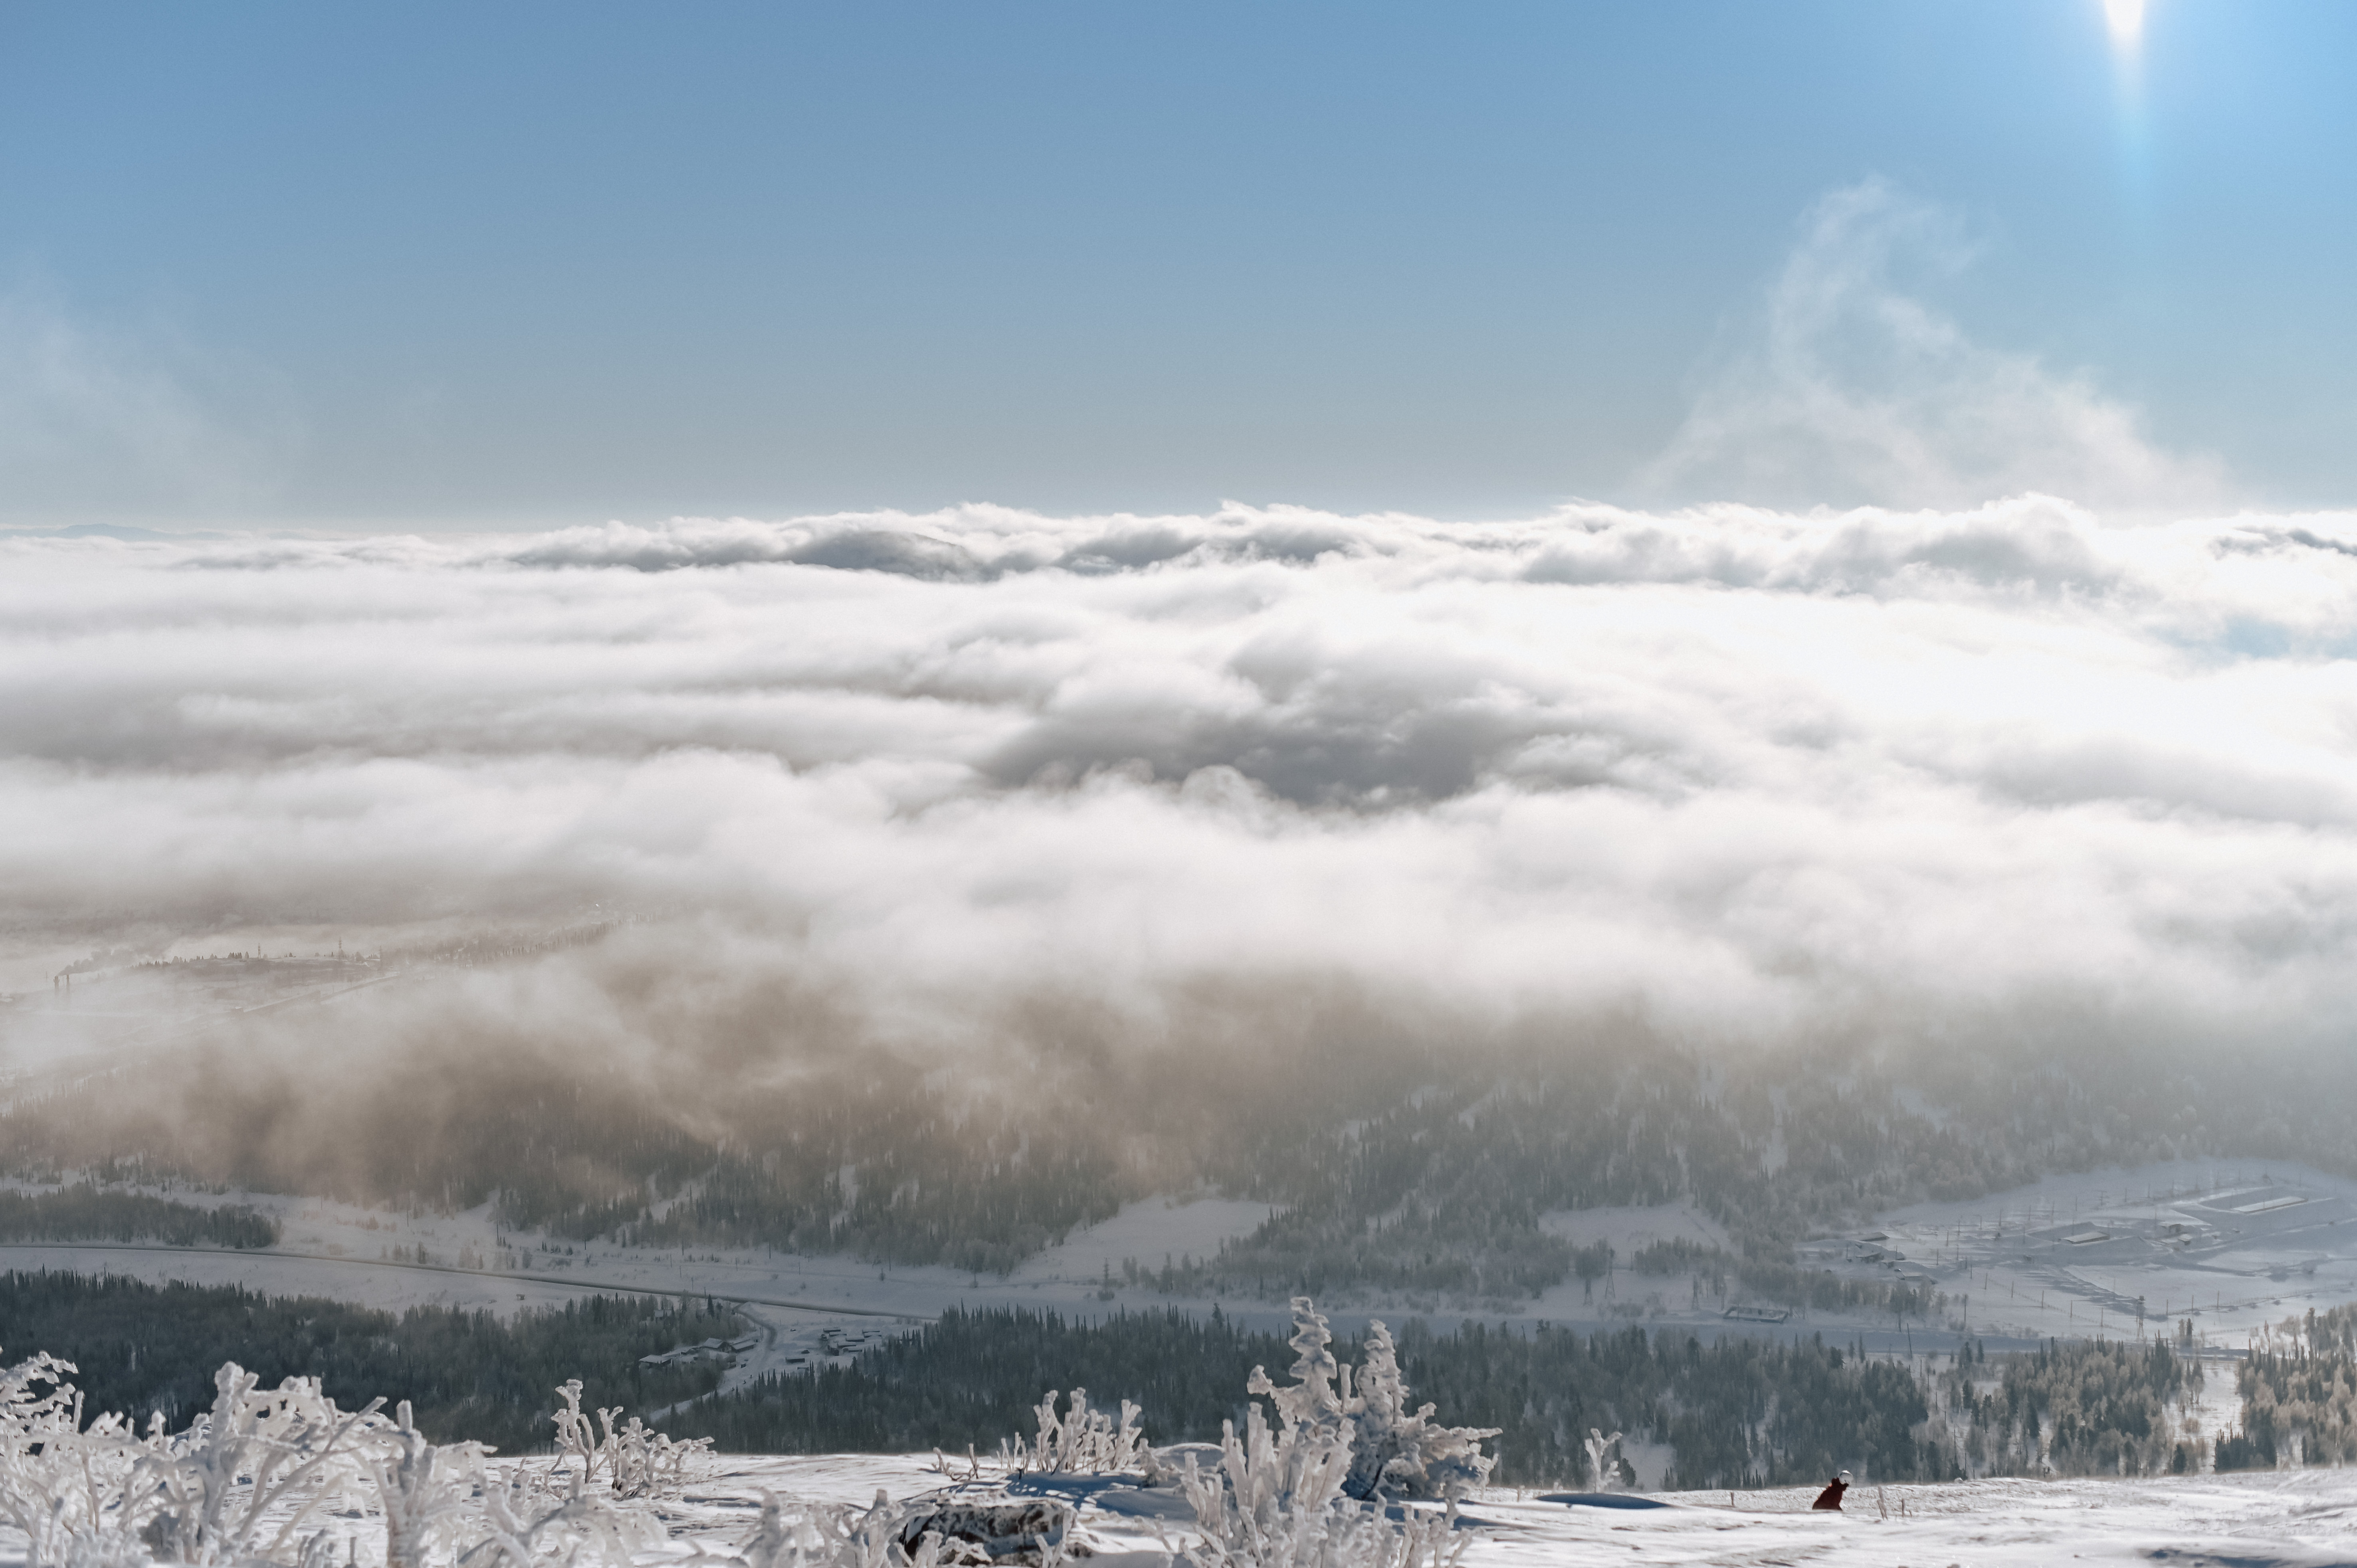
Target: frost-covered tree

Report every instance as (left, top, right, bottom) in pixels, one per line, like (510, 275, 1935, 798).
(1242, 1299, 1496, 1504)
(141, 1363, 388, 1566)
(0, 1346, 78, 1449)
(739, 1488, 973, 1568)
(1338, 1321, 1497, 1503)
(1581, 1429, 1624, 1493)
(366, 1401, 492, 1568)
(548, 1378, 712, 1499)
(1001, 1388, 1146, 1475)
(452, 1469, 662, 1568)
(1169, 1299, 1486, 1568)
(0, 1348, 157, 1568)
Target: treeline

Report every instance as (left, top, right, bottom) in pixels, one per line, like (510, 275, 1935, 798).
(1330, 1323, 2185, 1485)
(0, 1275, 2237, 1488)
(1148, 1210, 1575, 1307)
(2220, 1303, 2357, 1469)
(0, 1271, 737, 1454)
(664, 1305, 1281, 1455)
(666, 1304, 2207, 1489)
(1734, 1255, 1941, 1320)
(1397, 1320, 1939, 1487)
(1930, 1336, 2206, 1477)
(0, 1186, 276, 1249)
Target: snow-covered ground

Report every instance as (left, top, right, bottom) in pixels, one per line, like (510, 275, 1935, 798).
(1005, 1197, 1280, 1290)
(0, 1186, 1307, 1333)
(1847, 1158, 2357, 1350)
(1436, 1467, 2357, 1567)
(1537, 1201, 1736, 1259)
(521, 1456, 2357, 1568)
(1525, 1163, 2357, 1360)
(15, 1439, 2343, 1568)
(8, 1449, 2351, 1568)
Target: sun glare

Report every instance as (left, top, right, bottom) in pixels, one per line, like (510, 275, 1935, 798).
(2103, 0, 2147, 50)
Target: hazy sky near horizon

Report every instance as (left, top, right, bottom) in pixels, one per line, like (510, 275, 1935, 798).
(4, 1, 2354, 529)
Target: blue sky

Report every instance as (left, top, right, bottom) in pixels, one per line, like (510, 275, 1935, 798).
(2, 1, 2352, 527)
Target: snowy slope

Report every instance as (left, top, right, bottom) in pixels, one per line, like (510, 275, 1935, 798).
(9, 1454, 2349, 1568)
(588, 1457, 2357, 1568)
(0, 1189, 1301, 1332)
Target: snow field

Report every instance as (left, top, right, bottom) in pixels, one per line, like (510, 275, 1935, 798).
(9, 1443, 2353, 1568)
(1864, 1158, 2357, 1350)
(292, 1455, 2357, 1568)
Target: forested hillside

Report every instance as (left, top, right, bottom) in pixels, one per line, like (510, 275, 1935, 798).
(0, 1272, 2246, 1488)
(0, 1185, 276, 1248)
(6, 986, 2352, 1301)
(595, 1304, 2234, 1488)
(0, 1271, 738, 1453)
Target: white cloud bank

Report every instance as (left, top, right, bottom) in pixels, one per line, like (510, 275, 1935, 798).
(6, 497, 2357, 1054)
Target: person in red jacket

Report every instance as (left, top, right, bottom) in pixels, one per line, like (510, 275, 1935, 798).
(1810, 1471, 1851, 1510)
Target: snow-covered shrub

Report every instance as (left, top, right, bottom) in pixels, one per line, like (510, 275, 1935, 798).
(1243, 1299, 1495, 1505)
(1, 1346, 79, 1447)
(140, 1362, 391, 1566)
(1331, 1319, 1495, 1503)
(1171, 1299, 1484, 1568)
(5, 1357, 378, 1568)
(453, 1467, 663, 1568)
(1174, 1404, 1460, 1568)
(740, 1488, 976, 1568)
(2, 1355, 401, 1568)
(1581, 1428, 1624, 1493)
(0, 1346, 680, 1568)
(366, 1381, 679, 1566)
(548, 1378, 714, 1498)
(0, 1361, 159, 1568)
(366, 1401, 493, 1568)
(1000, 1388, 1145, 1475)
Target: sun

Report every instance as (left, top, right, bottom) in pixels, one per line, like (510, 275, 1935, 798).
(2103, 0, 2147, 50)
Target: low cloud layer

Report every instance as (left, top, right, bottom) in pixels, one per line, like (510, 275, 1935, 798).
(8, 496, 2357, 1053)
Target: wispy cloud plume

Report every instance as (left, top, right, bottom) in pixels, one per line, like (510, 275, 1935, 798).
(0, 288, 285, 521)
(1642, 180, 2224, 514)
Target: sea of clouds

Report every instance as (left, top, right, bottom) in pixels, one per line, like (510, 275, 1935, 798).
(9, 496, 2357, 1055)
